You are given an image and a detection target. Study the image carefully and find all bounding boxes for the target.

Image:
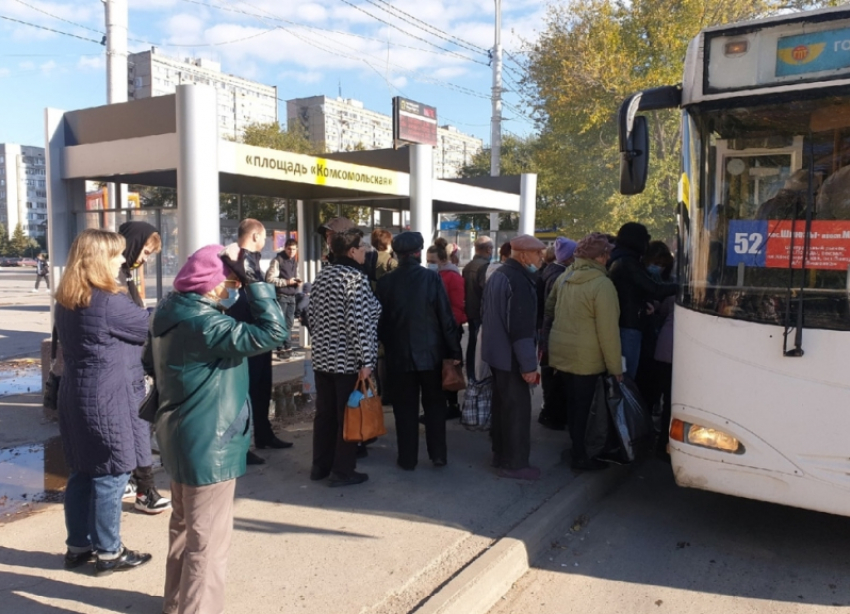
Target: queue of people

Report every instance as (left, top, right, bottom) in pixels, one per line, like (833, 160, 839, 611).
(49, 215, 675, 614)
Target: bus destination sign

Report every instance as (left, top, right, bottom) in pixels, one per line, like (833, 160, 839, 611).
(776, 26, 850, 77)
(726, 219, 850, 270)
(393, 97, 438, 147)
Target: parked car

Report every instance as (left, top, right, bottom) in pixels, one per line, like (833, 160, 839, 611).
(0, 257, 22, 267)
(19, 257, 37, 267)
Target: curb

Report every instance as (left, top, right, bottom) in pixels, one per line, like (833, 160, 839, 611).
(413, 465, 629, 614)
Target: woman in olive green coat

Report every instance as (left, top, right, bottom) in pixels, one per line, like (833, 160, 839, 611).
(544, 233, 623, 471)
(144, 244, 286, 614)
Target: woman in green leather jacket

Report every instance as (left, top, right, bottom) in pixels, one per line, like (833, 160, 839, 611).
(143, 243, 286, 614)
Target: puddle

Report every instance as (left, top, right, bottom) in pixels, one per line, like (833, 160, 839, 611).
(0, 360, 42, 397)
(0, 436, 68, 522)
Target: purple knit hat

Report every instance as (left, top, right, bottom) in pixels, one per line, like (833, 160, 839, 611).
(554, 237, 578, 263)
(173, 245, 229, 295)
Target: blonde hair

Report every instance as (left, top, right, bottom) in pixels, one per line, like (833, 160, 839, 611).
(55, 229, 126, 309)
(144, 232, 162, 254)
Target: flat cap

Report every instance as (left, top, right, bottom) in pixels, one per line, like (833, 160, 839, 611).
(317, 216, 356, 236)
(509, 234, 546, 251)
(391, 231, 424, 254)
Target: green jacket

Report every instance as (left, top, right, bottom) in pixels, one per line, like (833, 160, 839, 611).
(143, 283, 287, 486)
(544, 258, 623, 376)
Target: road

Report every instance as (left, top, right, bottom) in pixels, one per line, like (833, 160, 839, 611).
(490, 459, 850, 614)
(0, 269, 51, 360)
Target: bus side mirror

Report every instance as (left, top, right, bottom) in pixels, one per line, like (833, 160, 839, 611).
(620, 115, 649, 195)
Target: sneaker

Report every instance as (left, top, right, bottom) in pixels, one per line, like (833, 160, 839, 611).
(122, 479, 137, 501)
(134, 487, 171, 514)
(31, 289, 38, 292)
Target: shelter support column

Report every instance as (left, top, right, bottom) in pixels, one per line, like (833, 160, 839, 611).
(490, 212, 500, 238)
(409, 144, 434, 245)
(176, 84, 219, 265)
(519, 173, 537, 237)
(45, 108, 75, 312)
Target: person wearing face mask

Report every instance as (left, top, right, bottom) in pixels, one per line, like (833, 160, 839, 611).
(545, 233, 623, 471)
(376, 231, 462, 470)
(116, 221, 172, 515)
(480, 234, 546, 480)
(425, 238, 466, 419)
(226, 218, 293, 464)
(144, 243, 286, 614)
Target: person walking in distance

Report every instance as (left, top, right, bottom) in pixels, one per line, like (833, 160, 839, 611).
(376, 232, 462, 470)
(34, 253, 50, 291)
(265, 239, 300, 359)
(116, 221, 171, 514)
(481, 234, 546, 480)
(462, 236, 493, 379)
(227, 219, 292, 465)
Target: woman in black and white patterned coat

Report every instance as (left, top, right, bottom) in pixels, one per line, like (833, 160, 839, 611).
(308, 228, 381, 487)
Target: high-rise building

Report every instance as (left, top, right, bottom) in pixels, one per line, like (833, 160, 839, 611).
(0, 144, 47, 239)
(128, 48, 278, 139)
(287, 95, 483, 178)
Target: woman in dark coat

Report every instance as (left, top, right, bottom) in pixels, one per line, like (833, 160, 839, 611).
(117, 220, 170, 514)
(54, 228, 153, 575)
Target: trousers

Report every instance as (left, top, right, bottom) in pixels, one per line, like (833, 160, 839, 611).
(276, 296, 296, 350)
(163, 479, 236, 614)
(64, 471, 130, 556)
(391, 370, 446, 468)
(558, 371, 605, 461)
(313, 371, 360, 477)
(248, 351, 274, 444)
(490, 366, 532, 470)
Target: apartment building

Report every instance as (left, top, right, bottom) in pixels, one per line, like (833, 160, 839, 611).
(128, 48, 278, 139)
(287, 95, 483, 178)
(0, 144, 47, 238)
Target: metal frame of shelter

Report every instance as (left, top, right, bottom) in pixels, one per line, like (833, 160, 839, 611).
(44, 84, 536, 298)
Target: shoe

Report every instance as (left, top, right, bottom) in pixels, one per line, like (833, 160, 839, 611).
(396, 460, 416, 471)
(570, 458, 609, 471)
(135, 487, 172, 514)
(363, 437, 377, 446)
(310, 466, 331, 481)
(445, 405, 462, 420)
(122, 479, 137, 501)
(537, 413, 567, 431)
(356, 445, 368, 459)
(497, 466, 541, 480)
(255, 436, 293, 449)
(64, 549, 95, 570)
(246, 450, 266, 465)
(94, 546, 152, 576)
(432, 457, 447, 467)
(31, 289, 38, 292)
(328, 471, 369, 487)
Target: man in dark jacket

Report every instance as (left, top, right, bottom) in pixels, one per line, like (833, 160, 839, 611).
(265, 239, 300, 357)
(228, 218, 292, 463)
(376, 231, 462, 470)
(608, 222, 676, 380)
(481, 234, 545, 480)
(461, 235, 493, 379)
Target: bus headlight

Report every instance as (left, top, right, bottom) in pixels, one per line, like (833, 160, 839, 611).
(670, 419, 744, 454)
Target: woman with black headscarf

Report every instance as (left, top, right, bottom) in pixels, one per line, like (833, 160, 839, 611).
(117, 221, 171, 514)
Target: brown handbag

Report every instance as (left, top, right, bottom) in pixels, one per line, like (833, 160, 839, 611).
(343, 378, 387, 442)
(442, 359, 466, 392)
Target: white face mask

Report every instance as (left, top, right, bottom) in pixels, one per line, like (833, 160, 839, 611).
(427, 263, 439, 271)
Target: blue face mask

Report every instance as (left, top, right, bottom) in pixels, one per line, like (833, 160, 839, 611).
(647, 264, 663, 278)
(527, 264, 538, 274)
(219, 287, 239, 310)
(427, 263, 439, 271)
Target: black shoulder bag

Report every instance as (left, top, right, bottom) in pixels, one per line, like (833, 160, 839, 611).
(43, 327, 61, 410)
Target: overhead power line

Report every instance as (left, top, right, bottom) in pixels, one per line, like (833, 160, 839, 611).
(0, 14, 102, 44)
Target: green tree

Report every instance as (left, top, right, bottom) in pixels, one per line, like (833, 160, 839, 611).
(10, 223, 29, 256)
(0, 223, 9, 256)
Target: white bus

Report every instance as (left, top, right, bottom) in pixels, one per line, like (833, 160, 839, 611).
(619, 5, 850, 517)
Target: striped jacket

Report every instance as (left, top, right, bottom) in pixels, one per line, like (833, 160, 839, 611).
(308, 260, 381, 374)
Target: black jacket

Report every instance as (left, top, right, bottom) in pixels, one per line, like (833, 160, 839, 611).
(462, 254, 490, 322)
(608, 247, 676, 330)
(376, 256, 462, 372)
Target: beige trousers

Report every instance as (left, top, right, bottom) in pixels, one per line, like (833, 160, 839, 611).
(163, 479, 236, 614)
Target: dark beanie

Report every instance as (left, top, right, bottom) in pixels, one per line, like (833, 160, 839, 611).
(616, 222, 651, 255)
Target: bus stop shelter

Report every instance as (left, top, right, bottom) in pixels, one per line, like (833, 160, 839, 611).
(45, 84, 536, 296)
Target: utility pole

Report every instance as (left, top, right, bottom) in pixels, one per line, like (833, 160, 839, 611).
(103, 0, 128, 225)
(489, 0, 502, 237)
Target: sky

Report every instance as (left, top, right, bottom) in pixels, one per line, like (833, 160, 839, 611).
(0, 0, 548, 149)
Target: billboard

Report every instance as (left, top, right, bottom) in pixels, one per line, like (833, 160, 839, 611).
(393, 97, 438, 147)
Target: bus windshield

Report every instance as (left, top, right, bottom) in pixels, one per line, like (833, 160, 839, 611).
(681, 94, 850, 332)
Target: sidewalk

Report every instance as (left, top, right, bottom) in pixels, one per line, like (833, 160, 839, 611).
(0, 359, 623, 614)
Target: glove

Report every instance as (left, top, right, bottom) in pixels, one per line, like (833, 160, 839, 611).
(219, 244, 250, 286)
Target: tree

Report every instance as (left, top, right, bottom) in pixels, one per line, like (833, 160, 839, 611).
(10, 223, 29, 257)
(0, 223, 9, 256)
(521, 0, 823, 242)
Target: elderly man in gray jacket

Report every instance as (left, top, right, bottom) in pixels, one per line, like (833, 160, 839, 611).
(480, 234, 545, 480)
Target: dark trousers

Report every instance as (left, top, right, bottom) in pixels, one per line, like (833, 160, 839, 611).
(465, 319, 480, 381)
(656, 362, 673, 451)
(539, 363, 567, 426)
(312, 371, 360, 477)
(392, 369, 446, 468)
(491, 366, 532, 470)
(276, 296, 296, 350)
(248, 351, 274, 445)
(559, 371, 605, 462)
(35, 273, 49, 289)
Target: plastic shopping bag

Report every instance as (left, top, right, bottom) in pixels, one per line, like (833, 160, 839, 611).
(606, 376, 652, 462)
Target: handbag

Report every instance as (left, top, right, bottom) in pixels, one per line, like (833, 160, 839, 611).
(442, 359, 466, 392)
(343, 377, 386, 442)
(43, 327, 60, 410)
(138, 378, 159, 423)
